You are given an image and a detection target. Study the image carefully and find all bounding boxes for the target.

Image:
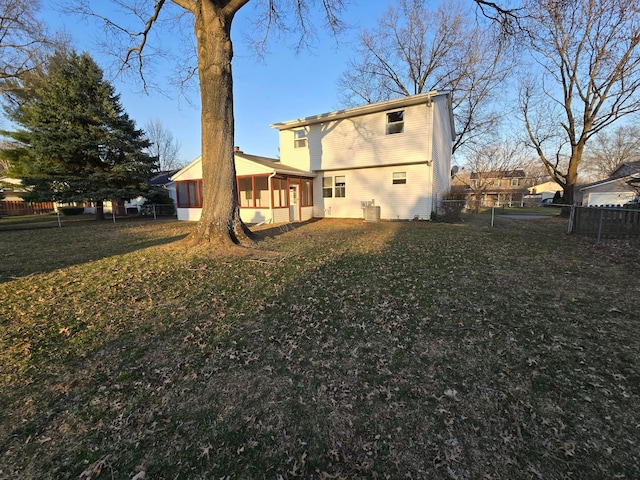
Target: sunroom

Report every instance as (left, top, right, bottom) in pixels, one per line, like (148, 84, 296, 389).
(171, 150, 315, 224)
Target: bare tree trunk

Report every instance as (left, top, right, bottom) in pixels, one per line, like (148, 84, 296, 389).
(189, 2, 252, 245)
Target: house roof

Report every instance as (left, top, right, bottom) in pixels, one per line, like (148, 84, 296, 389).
(610, 161, 640, 178)
(270, 91, 453, 133)
(236, 152, 315, 177)
(470, 169, 526, 179)
(578, 173, 640, 192)
(149, 169, 180, 186)
(169, 151, 315, 182)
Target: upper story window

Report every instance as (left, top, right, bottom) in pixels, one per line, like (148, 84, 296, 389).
(386, 110, 404, 135)
(393, 172, 407, 184)
(294, 129, 307, 148)
(511, 178, 519, 186)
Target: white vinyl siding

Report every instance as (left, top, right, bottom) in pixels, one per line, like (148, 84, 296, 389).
(314, 164, 432, 220)
(279, 100, 435, 173)
(430, 96, 453, 202)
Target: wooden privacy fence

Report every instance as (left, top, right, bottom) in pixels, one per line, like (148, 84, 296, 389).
(0, 201, 55, 216)
(569, 205, 640, 242)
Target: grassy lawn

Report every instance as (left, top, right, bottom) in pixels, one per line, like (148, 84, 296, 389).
(0, 217, 638, 479)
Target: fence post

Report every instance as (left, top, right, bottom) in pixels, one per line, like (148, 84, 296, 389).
(568, 206, 575, 234)
(491, 206, 495, 227)
(597, 209, 604, 243)
(56, 211, 61, 228)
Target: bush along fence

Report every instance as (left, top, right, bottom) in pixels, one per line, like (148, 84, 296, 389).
(0, 201, 55, 216)
(569, 205, 640, 242)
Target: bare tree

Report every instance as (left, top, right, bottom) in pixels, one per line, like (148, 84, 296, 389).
(144, 119, 183, 171)
(519, 0, 640, 206)
(338, 0, 511, 155)
(582, 124, 640, 180)
(0, 0, 55, 86)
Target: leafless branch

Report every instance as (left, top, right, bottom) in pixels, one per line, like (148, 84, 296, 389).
(338, 0, 511, 155)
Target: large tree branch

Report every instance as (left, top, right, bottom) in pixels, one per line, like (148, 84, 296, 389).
(171, 0, 194, 12)
(473, 0, 524, 35)
(222, 0, 252, 17)
(122, 0, 167, 86)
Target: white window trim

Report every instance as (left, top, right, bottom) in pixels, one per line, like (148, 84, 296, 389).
(322, 176, 333, 198)
(294, 129, 307, 148)
(386, 110, 404, 135)
(392, 171, 407, 184)
(335, 175, 346, 198)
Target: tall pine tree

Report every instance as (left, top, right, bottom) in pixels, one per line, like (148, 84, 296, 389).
(1, 51, 154, 220)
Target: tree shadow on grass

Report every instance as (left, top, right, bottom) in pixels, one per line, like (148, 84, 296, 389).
(250, 218, 321, 241)
(1, 219, 638, 478)
(0, 219, 191, 283)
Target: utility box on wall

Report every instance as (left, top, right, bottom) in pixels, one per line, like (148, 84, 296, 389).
(364, 205, 381, 222)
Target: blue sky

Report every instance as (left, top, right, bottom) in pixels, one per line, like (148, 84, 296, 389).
(36, 1, 396, 165)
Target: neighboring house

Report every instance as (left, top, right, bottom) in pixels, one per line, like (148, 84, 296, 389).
(525, 180, 564, 203)
(172, 91, 455, 223)
(528, 180, 564, 198)
(149, 169, 180, 202)
(126, 169, 180, 213)
(0, 177, 56, 216)
(577, 162, 640, 206)
(455, 169, 532, 207)
(0, 177, 27, 201)
(1, 172, 177, 216)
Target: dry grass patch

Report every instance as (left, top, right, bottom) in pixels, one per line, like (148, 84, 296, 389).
(0, 217, 638, 479)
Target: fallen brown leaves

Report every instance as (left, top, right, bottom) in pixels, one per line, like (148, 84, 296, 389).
(0, 218, 639, 479)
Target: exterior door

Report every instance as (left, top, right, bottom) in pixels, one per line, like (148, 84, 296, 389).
(289, 184, 299, 222)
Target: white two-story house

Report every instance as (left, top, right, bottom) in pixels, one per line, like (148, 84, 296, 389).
(172, 91, 455, 223)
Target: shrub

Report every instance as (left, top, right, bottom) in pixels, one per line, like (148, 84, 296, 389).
(440, 191, 467, 223)
(143, 188, 176, 216)
(552, 190, 565, 204)
(58, 206, 85, 216)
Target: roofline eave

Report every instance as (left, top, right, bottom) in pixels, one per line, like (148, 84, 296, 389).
(270, 91, 448, 130)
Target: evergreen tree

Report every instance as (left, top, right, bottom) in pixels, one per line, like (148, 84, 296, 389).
(1, 51, 153, 220)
